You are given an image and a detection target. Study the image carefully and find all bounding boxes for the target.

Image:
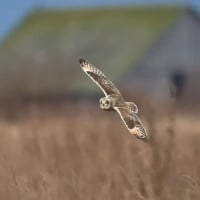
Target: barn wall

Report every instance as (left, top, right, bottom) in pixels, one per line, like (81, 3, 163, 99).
(123, 9, 200, 101)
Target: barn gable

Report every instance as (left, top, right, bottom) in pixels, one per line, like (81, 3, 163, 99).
(122, 7, 200, 100)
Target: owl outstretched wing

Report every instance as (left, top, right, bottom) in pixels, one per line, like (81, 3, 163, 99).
(79, 58, 121, 96)
(114, 107, 148, 142)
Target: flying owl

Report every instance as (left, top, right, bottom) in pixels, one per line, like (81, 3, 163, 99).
(79, 58, 148, 142)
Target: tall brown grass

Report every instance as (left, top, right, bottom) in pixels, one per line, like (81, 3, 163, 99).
(0, 100, 199, 200)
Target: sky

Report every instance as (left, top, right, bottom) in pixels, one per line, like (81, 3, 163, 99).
(0, 0, 199, 42)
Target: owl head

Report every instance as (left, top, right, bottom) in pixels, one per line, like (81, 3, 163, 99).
(99, 97, 112, 110)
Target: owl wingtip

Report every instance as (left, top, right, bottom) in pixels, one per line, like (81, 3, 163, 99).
(79, 57, 87, 65)
(139, 136, 149, 143)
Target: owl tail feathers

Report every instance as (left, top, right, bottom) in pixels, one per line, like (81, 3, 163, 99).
(126, 102, 138, 114)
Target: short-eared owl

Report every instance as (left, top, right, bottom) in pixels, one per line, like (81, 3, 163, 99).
(79, 58, 148, 142)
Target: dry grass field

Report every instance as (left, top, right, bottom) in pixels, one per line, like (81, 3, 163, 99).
(0, 99, 199, 200)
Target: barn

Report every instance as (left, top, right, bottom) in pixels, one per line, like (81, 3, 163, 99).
(0, 6, 199, 104)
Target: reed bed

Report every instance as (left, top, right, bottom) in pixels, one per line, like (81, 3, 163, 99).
(0, 100, 199, 200)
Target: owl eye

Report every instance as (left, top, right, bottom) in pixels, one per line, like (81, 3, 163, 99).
(106, 100, 110, 104)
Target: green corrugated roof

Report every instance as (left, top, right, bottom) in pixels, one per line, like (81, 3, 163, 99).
(0, 7, 183, 97)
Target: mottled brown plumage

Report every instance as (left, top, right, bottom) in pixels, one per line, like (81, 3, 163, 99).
(79, 57, 148, 142)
